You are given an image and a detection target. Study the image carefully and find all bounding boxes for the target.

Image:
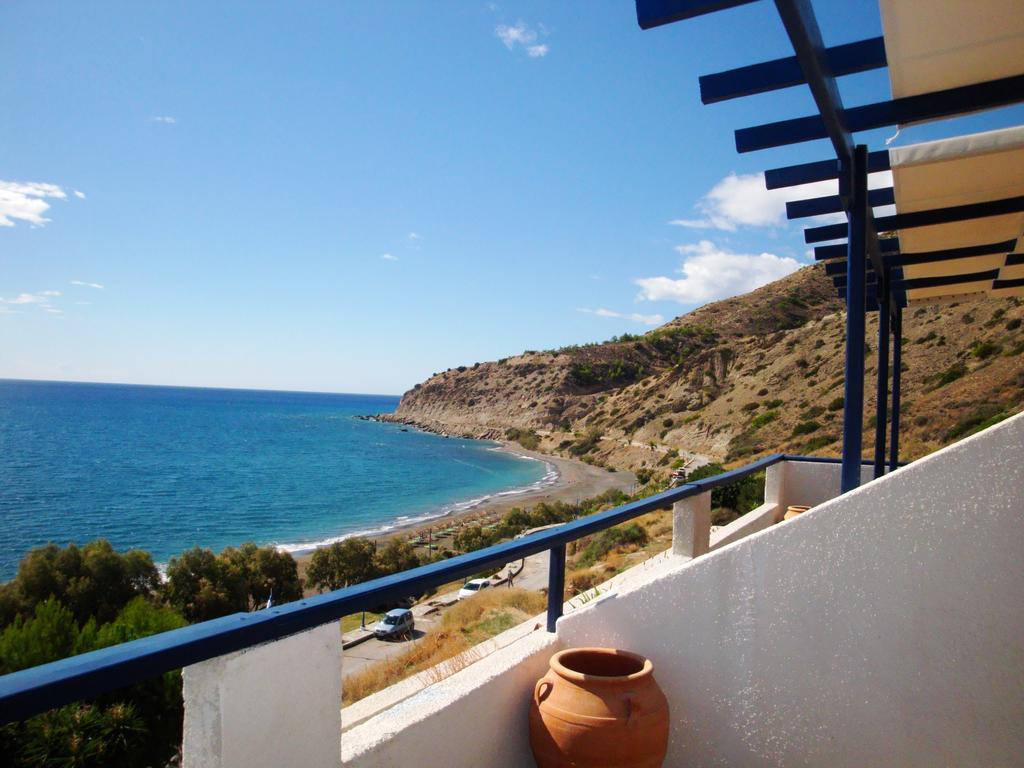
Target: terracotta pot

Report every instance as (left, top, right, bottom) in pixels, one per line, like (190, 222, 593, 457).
(529, 647, 669, 767)
(784, 504, 811, 520)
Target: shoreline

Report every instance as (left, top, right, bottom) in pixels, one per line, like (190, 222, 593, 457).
(291, 441, 636, 578)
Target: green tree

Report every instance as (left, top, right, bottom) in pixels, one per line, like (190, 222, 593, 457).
(10, 540, 160, 625)
(164, 546, 247, 622)
(0, 597, 186, 768)
(306, 538, 379, 592)
(375, 539, 421, 576)
(452, 526, 498, 553)
(0, 598, 79, 674)
(220, 542, 303, 609)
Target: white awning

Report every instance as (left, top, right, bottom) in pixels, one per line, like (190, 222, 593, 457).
(878, 1, 1024, 302)
(887, 128, 1024, 301)
(879, 0, 1024, 104)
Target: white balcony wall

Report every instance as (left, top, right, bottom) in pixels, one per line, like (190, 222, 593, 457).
(557, 413, 1024, 766)
(182, 622, 342, 768)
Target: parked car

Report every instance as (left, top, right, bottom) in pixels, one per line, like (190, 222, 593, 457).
(458, 578, 492, 600)
(373, 608, 415, 639)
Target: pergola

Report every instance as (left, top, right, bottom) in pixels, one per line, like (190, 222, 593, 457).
(636, 0, 1024, 492)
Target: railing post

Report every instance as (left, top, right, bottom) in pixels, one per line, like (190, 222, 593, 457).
(841, 144, 868, 494)
(546, 544, 566, 632)
(673, 491, 712, 558)
(889, 306, 903, 472)
(873, 269, 890, 479)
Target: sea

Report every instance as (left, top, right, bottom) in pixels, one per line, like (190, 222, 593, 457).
(0, 379, 555, 581)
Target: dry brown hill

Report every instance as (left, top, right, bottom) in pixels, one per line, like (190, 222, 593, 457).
(385, 264, 1024, 478)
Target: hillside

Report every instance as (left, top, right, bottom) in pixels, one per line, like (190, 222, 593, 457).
(384, 265, 1024, 477)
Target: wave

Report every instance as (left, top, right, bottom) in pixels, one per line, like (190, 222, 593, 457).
(271, 452, 560, 556)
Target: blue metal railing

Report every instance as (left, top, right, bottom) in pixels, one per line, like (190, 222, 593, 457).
(0, 453, 856, 724)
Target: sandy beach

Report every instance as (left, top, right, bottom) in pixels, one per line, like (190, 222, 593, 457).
(294, 445, 636, 578)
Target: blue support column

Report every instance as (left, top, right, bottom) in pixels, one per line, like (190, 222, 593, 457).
(841, 144, 869, 493)
(889, 307, 903, 471)
(546, 544, 566, 632)
(873, 270, 890, 479)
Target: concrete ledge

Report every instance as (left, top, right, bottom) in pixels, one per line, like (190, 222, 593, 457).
(342, 629, 560, 766)
(709, 501, 780, 551)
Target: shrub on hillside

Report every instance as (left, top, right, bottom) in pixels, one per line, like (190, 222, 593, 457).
(575, 524, 648, 568)
(932, 362, 967, 388)
(792, 420, 821, 437)
(687, 463, 765, 515)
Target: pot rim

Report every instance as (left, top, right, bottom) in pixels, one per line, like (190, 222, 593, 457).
(550, 647, 653, 685)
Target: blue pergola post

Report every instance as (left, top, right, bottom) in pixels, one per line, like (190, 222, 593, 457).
(841, 144, 869, 493)
(889, 306, 903, 471)
(873, 269, 890, 478)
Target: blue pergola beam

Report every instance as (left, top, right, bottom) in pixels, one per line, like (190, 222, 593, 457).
(770, 0, 890, 295)
(994, 276, 1024, 290)
(805, 195, 1024, 243)
(824, 240, 1015, 272)
(737, 73, 1024, 153)
(772, 0, 853, 163)
(635, 0, 759, 28)
(765, 150, 889, 189)
(699, 36, 885, 104)
(833, 269, 998, 292)
(815, 238, 898, 260)
(787, 186, 893, 219)
(901, 269, 1001, 290)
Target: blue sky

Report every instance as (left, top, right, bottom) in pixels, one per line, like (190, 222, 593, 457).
(2, 2, 1021, 394)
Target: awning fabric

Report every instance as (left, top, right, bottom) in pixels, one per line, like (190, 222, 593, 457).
(879, 1, 1024, 302)
(879, 0, 1024, 103)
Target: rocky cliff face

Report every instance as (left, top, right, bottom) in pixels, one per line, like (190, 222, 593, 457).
(386, 265, 1024, 476)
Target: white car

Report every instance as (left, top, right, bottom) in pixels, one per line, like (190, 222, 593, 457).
(458, 578, 492, 599)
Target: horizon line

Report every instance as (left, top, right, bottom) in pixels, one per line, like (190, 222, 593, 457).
(0, 376, 402, 399)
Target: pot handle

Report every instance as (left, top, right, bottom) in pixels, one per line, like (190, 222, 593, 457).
(534, 679, 553, 705)
(625, 696, 641, 727)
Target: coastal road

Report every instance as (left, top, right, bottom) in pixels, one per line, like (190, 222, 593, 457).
(342, 550, 550, 679)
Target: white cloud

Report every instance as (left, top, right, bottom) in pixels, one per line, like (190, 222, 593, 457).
(635, 240, 801, 305)
(1, 292, 57, 305)
(670, 171, 893, 232)
(577, 307, 664, 326)
(380, 253, 398, 261)
(0, 181, 69, 227)
(407, 232, 421, 241)
(151, 116, 177, 124)
(43, 307, 63, 314)
(73, 190, 86, 199)
(495, 21, 549, 57)
(71, 280, 104, 289)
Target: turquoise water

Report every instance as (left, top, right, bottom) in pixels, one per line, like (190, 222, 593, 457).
(0, 380, 553, 580)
